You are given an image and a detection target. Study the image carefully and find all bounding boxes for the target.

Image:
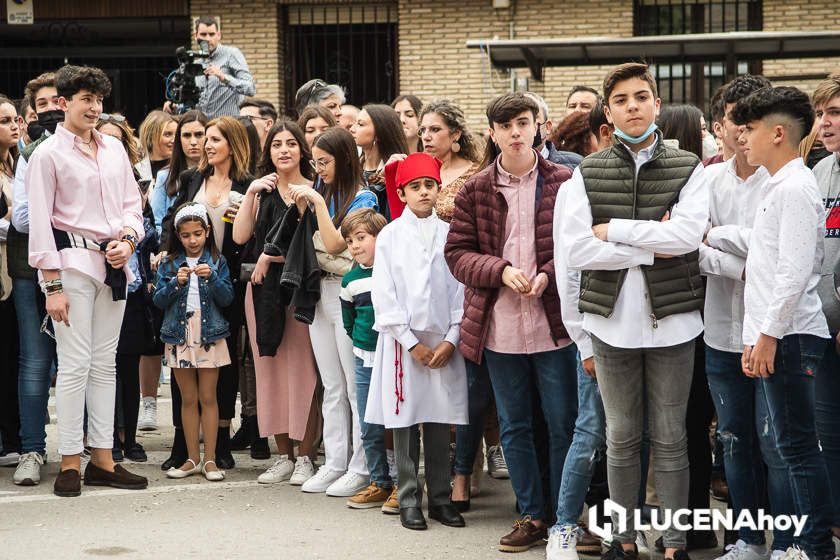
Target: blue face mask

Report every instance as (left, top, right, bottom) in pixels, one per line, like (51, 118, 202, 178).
(614, 122, 658, 145)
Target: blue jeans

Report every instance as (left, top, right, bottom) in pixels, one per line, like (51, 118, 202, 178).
(758, 334, 834, 560)
(706, 346, 794, 549)
(454, 359, 492, 475)
(13, 278, 56, 455)
(815, 335, 840, 529)
(485, 345, 578, 521)
(554, 355, 606, 527)
(354, 356, 391, 488)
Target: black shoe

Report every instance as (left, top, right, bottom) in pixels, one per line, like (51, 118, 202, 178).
(669, 550, 691, 560)
(112, 446, 124, 463)
(215, 427, 235, 470)
(230, 416, 250, 451)
(124, 442, 147, 462)
(602, 541, 638, 560)
(428, 504, 465, 527)
(656, 532, 718, 552)
(452, 499, 470, 513)
(161, 428, 187, 471)
(400, 507, 427, 530)
(248, 415, 271, 460)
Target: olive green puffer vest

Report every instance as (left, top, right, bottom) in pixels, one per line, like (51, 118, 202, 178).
(578, 138, 704, 320)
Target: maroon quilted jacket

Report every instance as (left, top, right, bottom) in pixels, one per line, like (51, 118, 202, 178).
(444, 154, 571, 364)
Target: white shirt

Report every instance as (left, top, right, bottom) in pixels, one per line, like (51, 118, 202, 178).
(742, 158, 829, 345)
(11, 153, 29, 233)
(185, 256, 201, 313)
(560, 138, 708, 349)
(553, 186, 593, 360)
(699, 158, 769, 353)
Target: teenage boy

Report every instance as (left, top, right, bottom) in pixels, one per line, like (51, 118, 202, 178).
(446, 92, 577, 553)
(9, 72, 61, 486)
(730, 85, 834, 560)
(27, 64, 147, 497)
(700, 74, 797, 560)
(560, 62, 708, 560)
(810, 74, 840, 544)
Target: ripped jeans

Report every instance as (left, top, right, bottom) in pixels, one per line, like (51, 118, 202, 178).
(706, 346, 794, 550)
(553, 355, 607, 527)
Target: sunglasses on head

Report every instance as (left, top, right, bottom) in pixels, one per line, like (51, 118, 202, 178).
(99, 113, 126, 123)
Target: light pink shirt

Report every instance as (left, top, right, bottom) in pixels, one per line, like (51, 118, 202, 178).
(27, 124, 144, 283)
(485, 152, 571, 354)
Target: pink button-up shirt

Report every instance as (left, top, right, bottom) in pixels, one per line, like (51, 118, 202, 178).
(485, 153, 571, 354)
(27, 124, 143, 283)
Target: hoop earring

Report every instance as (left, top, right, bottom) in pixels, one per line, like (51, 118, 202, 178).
(451, 141, 461, 153)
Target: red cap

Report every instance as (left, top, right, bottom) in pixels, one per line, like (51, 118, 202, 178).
(385, 152, 442, 219)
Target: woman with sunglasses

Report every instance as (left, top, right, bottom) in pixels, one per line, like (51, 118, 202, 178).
(287, 127, 377, 496)
(95, 113, 159, 463)
(293, 78, 345, 122)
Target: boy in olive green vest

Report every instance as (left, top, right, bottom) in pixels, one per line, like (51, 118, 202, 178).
(558, 63, 708, 560)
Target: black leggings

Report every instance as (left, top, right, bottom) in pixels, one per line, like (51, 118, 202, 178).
(687, 339, 715, 512)
(115, 353, 141, 449)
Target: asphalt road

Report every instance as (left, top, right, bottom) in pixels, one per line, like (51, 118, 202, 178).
(0, 387, 741, 560)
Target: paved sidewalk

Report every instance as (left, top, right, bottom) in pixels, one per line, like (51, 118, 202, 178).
(0, 389, 735, 560)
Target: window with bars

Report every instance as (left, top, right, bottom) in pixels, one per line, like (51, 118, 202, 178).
(282, 3, 398, 114)
(633, 0, 762, 107)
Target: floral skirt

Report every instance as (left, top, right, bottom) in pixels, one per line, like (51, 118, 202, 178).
(162, 309, 231, 369)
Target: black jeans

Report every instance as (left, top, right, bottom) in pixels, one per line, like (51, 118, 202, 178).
(115, 353, 140, 449)
(686, 339, 714, 513)
(0, 297, 21, 453)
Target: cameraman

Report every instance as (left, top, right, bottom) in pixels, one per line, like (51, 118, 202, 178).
(165, 16, 255, 118)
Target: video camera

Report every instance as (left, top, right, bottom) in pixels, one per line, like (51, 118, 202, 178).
(165, 39, 211, 113)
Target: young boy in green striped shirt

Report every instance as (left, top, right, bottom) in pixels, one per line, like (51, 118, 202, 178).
(339, 208, 395, 511)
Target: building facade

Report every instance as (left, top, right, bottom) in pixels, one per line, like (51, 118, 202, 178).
(1, 0, 838, 130)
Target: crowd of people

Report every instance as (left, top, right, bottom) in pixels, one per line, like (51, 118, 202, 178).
(0, 14, 839, 560)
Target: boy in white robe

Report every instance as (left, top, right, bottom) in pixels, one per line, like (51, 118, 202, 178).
(366, 152, 468, 531)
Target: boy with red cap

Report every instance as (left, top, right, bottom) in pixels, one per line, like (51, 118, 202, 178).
(365, 152, 468, 531)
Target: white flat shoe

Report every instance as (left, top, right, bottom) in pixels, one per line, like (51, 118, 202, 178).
(166, 458, 202, 479)
(202, 460, 225, 482)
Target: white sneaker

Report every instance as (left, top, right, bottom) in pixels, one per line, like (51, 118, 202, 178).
(258, 455, 295, 484)
(547, 525, 579, 560)
(716, 540, 770, 560)
(300, 465, 344, 493)
(325, 471, 370, 497)
(487, 444, 510, 479)
(13, 452, 44, 486)
(636, 531, 650, 557)
(0, 452, 21, 466)
(779, 547, 809, 560)
(138, 397, 157, 431)
(289, 456, 315, 486)
(770, 551, 786, 560)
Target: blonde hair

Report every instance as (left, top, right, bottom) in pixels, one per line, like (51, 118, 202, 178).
(812, 74, 840, 111)
(96, 115, 142, 166)
(138, 110, 176, 158)
(199, 116, 252, 183)
(340, 208, 387, 239)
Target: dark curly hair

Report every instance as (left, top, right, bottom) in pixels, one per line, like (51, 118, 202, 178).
(55, 65, 111, 100)
(723, 74, 771, 106)
(550, 111, 596, 157)
(730, 86, 814, 144)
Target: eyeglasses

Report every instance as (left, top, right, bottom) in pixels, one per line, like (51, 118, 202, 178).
(99, 113, 126, 123)
(39, 314, 56, 341)
(309, 158, 334, 171)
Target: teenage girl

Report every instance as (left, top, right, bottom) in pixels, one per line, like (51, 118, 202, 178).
(153, 202, 234, 481)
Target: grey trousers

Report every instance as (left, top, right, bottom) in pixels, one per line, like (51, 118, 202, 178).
(393, 423, 451, 509)
(591, 335, 694, 549)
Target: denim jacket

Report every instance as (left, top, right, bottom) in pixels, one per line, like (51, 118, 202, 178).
(152, 248, 234, 345)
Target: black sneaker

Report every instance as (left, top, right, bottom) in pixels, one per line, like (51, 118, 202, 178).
(602, 540, 638, 560)
(124, 443, 147, 462)
(669, 550, 691, 560)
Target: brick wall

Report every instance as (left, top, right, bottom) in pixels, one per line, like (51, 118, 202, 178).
(397, 0, 634, 131)
(762, 0, 840, 93)
(189, 0, 282, 110)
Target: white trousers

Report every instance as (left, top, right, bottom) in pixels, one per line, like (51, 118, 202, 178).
(53, 269, 126, 456)
(309, 277, 367, 475)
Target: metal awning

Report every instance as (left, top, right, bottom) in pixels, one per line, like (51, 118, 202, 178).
(466, 31, 840, 81)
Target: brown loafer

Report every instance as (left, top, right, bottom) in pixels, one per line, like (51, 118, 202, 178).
(84, 462, 148, 490)
(577, 522, 603, 554)
(54, 468, 81, 497)
(499, 516, 548, 552)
